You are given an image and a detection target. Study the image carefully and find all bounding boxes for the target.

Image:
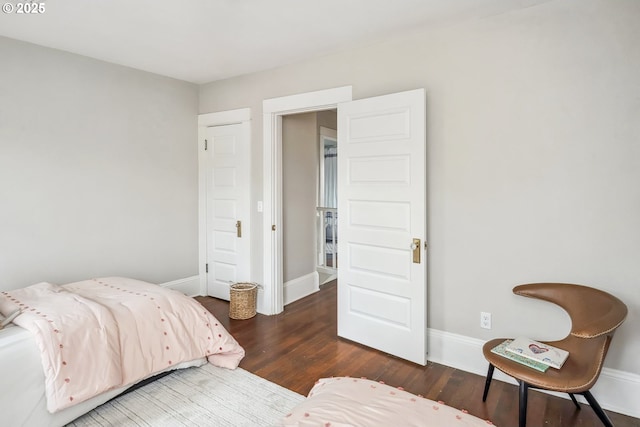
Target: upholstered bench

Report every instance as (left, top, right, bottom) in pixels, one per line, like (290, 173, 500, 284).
(279, 377, 494, 426)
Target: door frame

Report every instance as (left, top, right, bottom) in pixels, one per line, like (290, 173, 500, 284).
(197, 108, 251, 296)
(262, 86, 352, 315)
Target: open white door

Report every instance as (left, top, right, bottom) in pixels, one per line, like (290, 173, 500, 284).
(205, 123, 251, 300)
(337, 89, 427, 365)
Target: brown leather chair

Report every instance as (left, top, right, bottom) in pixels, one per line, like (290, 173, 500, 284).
(481, 283, 627, 427)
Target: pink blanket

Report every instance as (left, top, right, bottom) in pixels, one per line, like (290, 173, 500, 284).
(280, 377, 495, 426)
(0, 277, 244, 413)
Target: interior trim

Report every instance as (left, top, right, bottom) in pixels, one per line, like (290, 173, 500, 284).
(262, 86, 352, 315)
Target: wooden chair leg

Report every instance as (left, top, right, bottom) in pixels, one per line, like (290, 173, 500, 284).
(582, 391, 614, 427)
(568, 393, 581, 410)
(482, 364, 495, 402)
(519, 381, 529, 427)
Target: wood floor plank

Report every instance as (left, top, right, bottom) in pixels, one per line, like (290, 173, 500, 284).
(195, 281, 639, 427)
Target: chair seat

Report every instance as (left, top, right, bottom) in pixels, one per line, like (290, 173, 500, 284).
(483, 335, 609, 393)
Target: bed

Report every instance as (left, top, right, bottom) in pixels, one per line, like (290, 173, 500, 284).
(0, 277, 245, 427)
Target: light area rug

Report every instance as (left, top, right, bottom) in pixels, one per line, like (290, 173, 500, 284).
(66, 364, 305, 427)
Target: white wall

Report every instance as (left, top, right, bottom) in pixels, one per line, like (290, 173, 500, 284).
(199, 0, 640, 378)
(0, 36, 199, 289)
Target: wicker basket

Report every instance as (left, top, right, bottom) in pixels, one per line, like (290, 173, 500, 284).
(229, 282, 258, 320)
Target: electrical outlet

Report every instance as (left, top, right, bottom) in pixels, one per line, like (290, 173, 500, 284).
(480, 312, 492, 329)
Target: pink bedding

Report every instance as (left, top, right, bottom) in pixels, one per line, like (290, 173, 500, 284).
(280, 377, 495, 426)
(0, 277, 244, 413)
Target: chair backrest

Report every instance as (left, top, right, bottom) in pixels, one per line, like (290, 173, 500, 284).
(513, 283, 627, 339)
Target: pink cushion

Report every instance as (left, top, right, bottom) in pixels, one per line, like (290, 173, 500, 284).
(280, 377, 494, 426)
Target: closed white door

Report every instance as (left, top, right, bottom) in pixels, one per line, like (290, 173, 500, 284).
(205, 123, 251, 300)
(337, 89, 427, 365)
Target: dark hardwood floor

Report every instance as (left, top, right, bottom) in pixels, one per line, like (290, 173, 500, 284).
(196, 281, 639, 427)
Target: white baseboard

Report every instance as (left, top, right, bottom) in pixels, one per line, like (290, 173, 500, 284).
(160, 275, 200, 297)
(427, 328, 640, 419)
(283, 272, 319, 306)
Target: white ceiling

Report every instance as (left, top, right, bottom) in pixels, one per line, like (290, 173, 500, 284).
(0, 0, 549, 84)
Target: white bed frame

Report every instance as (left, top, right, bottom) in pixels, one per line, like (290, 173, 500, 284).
(0, 325, 204, 426)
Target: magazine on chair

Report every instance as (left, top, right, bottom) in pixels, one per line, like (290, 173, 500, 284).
(505, 337, 569, 369)
(490, 339, 550, 372)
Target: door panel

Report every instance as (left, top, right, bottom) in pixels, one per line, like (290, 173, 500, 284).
(349, 156, 411, 183)
(348, 286, 411, 327)
(337, 89, 426, 365)
(206, 123, 251, 300)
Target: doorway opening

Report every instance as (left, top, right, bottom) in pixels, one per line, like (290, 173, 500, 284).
(264, 87, 427, 365)
(281, 112, 338, 299)
(262, 86, 352, 315)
